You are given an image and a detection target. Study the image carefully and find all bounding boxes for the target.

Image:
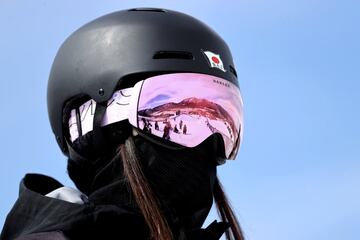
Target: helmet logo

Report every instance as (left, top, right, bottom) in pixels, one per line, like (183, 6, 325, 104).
(202, 50, 226, 72)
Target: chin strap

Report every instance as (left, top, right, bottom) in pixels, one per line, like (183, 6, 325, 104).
(181, 220, 230, 240)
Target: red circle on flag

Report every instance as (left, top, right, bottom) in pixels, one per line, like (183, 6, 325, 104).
(211, 56, 220, 64)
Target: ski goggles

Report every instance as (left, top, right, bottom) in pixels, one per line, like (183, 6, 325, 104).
(68, 73, 244, 160)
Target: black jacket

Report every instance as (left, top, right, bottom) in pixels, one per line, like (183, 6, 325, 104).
(0, 174, 149, 240)
(1, 174, 228, 240)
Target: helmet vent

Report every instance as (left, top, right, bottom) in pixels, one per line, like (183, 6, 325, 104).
(153, 51, 194, 60)
(128, 8, 167, 13)
(229, 65, 238, 78)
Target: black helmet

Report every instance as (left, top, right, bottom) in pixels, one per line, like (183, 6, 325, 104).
(47, 7, 239, 157)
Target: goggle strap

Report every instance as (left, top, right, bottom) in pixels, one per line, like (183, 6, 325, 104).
(75, 108, 82, 137)
(92, 102, 108, 155)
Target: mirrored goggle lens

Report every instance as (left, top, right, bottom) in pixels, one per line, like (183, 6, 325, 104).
(68, 73, 244, 160)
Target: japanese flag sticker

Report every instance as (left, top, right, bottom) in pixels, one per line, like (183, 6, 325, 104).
(202, 50, 226, 72)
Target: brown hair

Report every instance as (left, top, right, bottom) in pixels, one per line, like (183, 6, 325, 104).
(214, 177, 245, 240)
(120, 136, 173, 240)
(119, 136, 245, 240)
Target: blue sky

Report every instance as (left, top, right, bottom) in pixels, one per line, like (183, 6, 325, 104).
(0, 1, 359, 240)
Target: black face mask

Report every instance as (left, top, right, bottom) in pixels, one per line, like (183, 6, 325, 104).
(68, 123, 219, 232)
(132, 133, 218, 230)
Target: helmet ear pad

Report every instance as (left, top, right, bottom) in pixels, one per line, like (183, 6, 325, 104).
(71, 120, 132, 159)
(66, 120, 133, 194)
